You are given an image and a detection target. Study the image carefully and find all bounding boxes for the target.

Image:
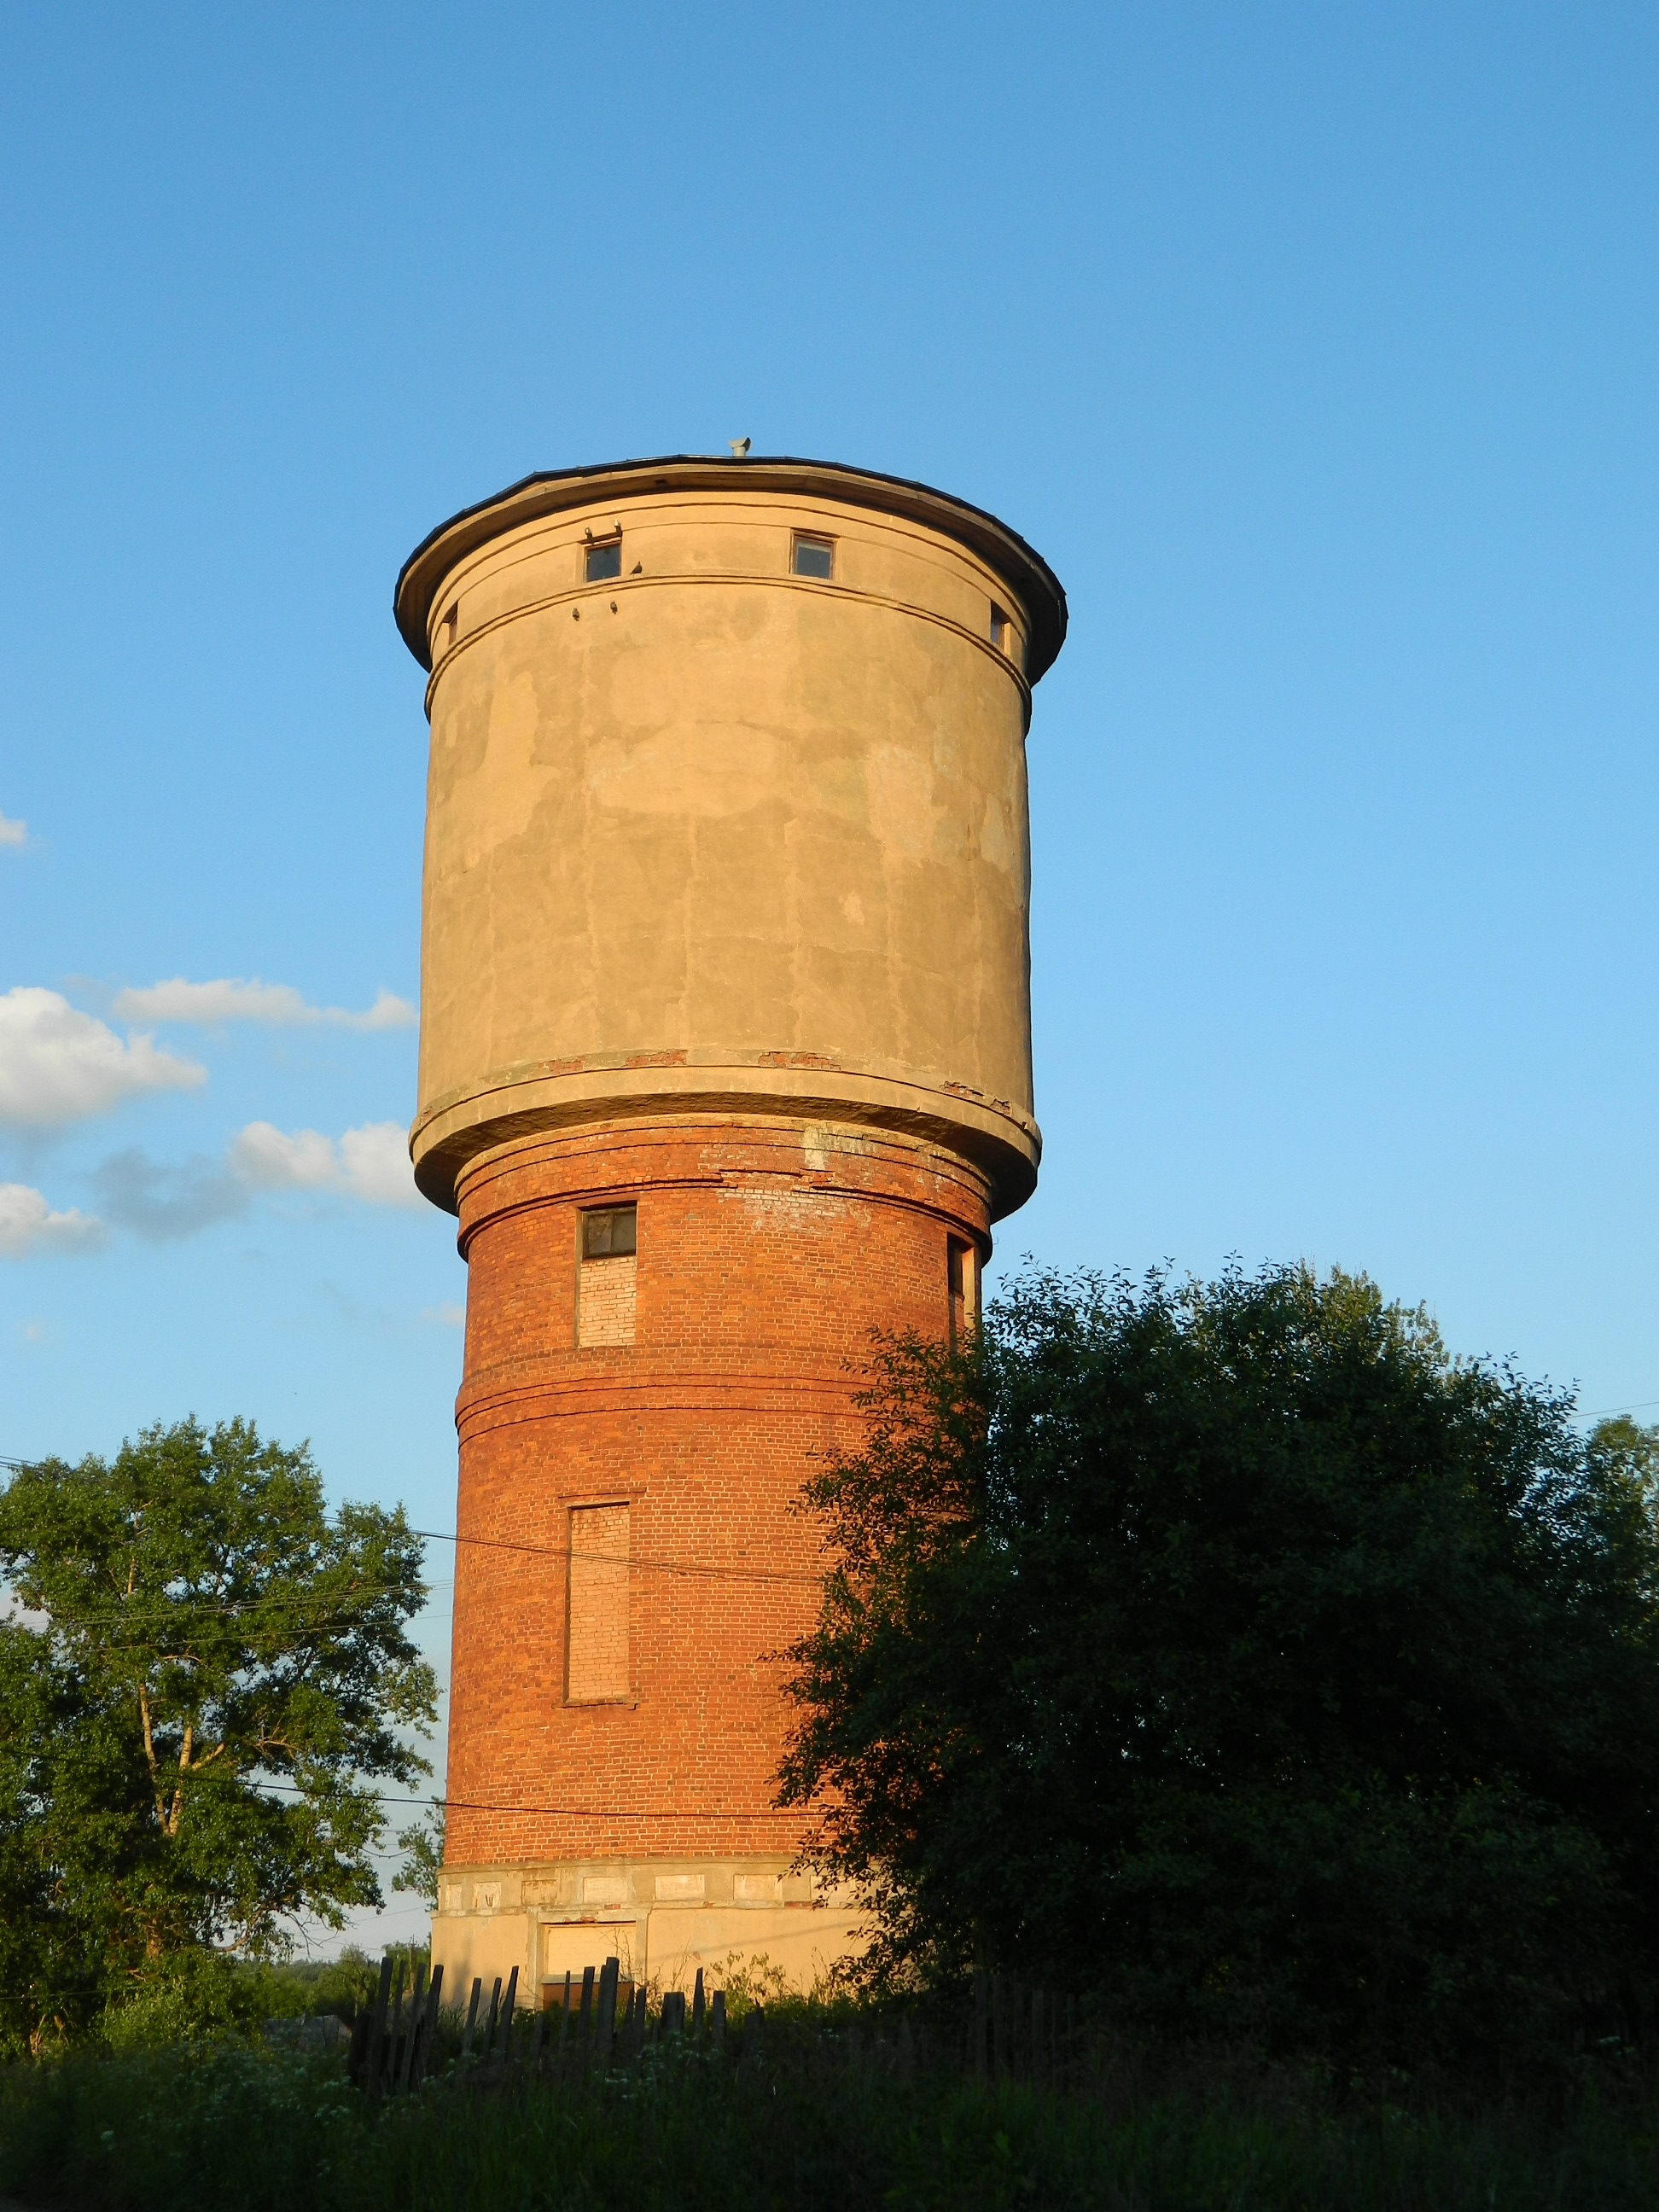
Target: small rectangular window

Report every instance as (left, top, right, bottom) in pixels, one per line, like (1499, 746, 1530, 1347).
(585, 540, 622, 584)
(583, 1206, 637, 1259)
(567, 1501, 630, 1702)
(948, 1237, 980, 1348)
(579, 1204, 637, 1346)
(792, 533, 835, 580)
(990, 605, 1010, 652)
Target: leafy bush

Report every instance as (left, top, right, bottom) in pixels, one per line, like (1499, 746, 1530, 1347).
(782, 1265, 1659, 2067)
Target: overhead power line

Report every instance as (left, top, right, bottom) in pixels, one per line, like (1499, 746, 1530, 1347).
(259, 1778, 820, 1819)
(410, 1524, 824, 1587)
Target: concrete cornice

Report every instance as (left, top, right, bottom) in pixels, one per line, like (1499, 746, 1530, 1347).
(410, 1057, 1041, 1222)
(393, 453, 1068, 684)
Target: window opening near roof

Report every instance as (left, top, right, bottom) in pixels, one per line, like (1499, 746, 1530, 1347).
(792, 533, 835, 580)
(990, 605, 1010, 652)
(585, 539, 623, 584)
(579, 1205, 637, 1347)
(567, 1501, 630, 1702)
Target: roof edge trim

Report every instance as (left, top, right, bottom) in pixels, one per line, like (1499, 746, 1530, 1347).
(393, 454, 1068, 683)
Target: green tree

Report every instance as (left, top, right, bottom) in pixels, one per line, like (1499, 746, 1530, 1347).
(0, 1417, 435, 2051)
(780, 1266, 1659, 2064)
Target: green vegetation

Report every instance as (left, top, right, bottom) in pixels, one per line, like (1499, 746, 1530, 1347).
(2, 2014, 1658, 2210)
(782, 1266, 1659, 2069)
(0, 1419, 434, 2053)
(6, 1268, 1659, 2203)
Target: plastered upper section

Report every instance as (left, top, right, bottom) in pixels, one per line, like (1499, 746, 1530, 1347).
(412, 484, 1045, 1215)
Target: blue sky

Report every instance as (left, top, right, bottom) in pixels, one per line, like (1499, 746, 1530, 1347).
(3, 5, 1656, 1947)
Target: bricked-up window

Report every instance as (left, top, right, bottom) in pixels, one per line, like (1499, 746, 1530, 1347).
(948, 1237, 980, 1348)
(578, 1204, 637, 1347)
(567, 1502, 630, 1702)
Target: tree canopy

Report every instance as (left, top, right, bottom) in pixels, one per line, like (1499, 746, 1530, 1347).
(781, 1266, 1659, 2063)
(0, 1418, 434, 2051)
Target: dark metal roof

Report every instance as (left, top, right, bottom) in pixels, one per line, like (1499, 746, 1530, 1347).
(393, 454, 1068, 682)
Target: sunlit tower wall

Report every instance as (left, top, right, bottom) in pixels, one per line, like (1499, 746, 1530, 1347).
(394, 456, 1066, 2004)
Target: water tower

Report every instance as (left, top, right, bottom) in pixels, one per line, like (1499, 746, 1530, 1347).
(394, 455, 1066, 2003)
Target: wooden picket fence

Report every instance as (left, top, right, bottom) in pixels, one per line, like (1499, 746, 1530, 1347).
(346, 1954, 748, 2098)
(347, 1951, 1084, 2103)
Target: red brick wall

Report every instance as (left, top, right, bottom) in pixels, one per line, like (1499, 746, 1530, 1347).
(442, 1114, 992, 1870)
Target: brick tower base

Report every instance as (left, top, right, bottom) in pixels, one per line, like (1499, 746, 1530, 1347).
(429, 1113, 990, 2003)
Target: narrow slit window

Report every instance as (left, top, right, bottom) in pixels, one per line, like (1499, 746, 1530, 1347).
(567, 1501, 630, 1702)
(579, 1204, 637, 1347)
(439, 602, 459, 652)
(948, 1237, 980, 1348)
(990, 605, 1010, 653)
(791, 533, 835, 580)
(585, 539, 623, 584)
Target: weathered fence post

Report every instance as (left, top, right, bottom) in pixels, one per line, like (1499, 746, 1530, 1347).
(410, 1963, 443, 2092)
(662, 1988, 686, 2036)
(531, 1998, 546, 2074)
(691, 1968, 705, 2033)
(710, 1988, 726, 2053)
(387, 1957, 405, 2088)
(499, 1965, 520, 2064)
(554, 1972, 572, 2075)
(462, 1975, 482, 2057)
(364, 1955, 393, 2100)
(398, 1964, 428, 2093)
(483, 1976, 503, 2058)
(596, 1957, 619, 2073)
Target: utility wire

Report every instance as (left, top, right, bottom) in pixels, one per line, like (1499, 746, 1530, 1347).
(3, 1771, 818, 1821)
(410, 1524, 824, 1587)
(256, 1778, 819, 1819)
(2, 1460, 827, 1588)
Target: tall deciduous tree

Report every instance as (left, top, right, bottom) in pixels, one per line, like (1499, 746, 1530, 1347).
(781, 1267, 1659, 2063)
(0, 1418, 435, 2050)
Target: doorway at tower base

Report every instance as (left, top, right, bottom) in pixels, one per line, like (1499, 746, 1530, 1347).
(431, 1856, 868, 2005)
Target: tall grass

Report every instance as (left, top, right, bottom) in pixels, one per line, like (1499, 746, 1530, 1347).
(3, 2014, 1657, 2210)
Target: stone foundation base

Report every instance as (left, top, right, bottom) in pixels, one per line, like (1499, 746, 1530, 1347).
(430, 1856, 865, 2005)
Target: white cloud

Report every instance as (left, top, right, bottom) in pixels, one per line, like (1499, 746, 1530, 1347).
(0, 988, 206, 1127)
(0, 1183, 103, 1259)
(230, 1120, 419, 1208)
(337, 1121, 420, 1206)
(0, 812, 26, 848)
(423, 1301, 465, 1327)
(114, 978, 416, 1030)
(230, 1122, 339, 1190)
